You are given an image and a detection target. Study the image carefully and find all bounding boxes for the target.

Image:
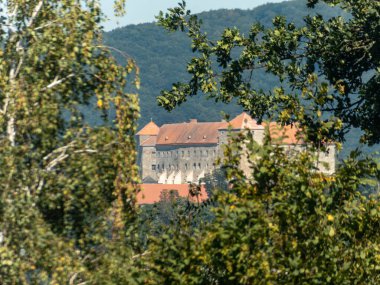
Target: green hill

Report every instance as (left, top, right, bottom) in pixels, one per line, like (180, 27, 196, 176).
(102, 0, 378, 157)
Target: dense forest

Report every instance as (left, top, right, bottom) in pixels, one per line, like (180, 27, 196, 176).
(103, 0, 377, 157)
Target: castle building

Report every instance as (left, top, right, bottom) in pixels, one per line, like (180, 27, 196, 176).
(136, 113, 335, 184)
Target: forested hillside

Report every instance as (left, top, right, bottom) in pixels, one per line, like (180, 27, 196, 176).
(103, 0, 377, 157)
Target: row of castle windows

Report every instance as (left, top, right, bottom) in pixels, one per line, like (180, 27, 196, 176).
(155, 149, 217, 158)
(152, 162, 214, 171)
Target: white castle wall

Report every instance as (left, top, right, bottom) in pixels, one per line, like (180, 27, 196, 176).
(138, 127, 335, 184)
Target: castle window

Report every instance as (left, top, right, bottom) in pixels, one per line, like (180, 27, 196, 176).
(193, 163, 196, 170)
(185, 163, 188, 170)
(157, 164, 160, 170)
(198, 163, 201, 169)
(162, 164, 165, 170)
(152, 165, 156, 171)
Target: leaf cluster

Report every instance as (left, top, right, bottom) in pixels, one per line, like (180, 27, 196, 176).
(157, 0, 380, 145)
(141, 132, 380, 284)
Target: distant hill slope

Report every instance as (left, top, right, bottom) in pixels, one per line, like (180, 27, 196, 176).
(103, 0, 378, 157)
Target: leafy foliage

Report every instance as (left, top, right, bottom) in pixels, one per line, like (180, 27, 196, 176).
(142, 133, 380, 284)
(132, 1, 380, 284)
(104, 0, 378, 156)
(0, 0, 379, 283)
(157, 0, 379, 146)
(104, 0, 344, 128)
(0, 0, 140, 283)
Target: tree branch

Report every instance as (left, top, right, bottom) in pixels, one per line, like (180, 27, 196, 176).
(42, 73, 75, 91)
(27, 0, 44, 28)
(34, 19, 59, 31)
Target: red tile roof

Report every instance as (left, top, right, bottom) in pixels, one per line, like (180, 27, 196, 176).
(136, 113, 305, 146)
(137, 121, 160, 136)
(265, 122, 304, 145)
(156, 121, 228, 145)
(137, 184, 208, 204)
(227, 112, 264, 130)
(140, 136, 157, 146)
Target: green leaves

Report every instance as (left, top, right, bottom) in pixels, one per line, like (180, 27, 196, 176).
(157, 0, 380, 145)
(142, 132, 380, 284)
(0, 1, 140, 283)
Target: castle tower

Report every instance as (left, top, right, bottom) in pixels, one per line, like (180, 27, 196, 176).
(218, 112, 265, 145)
(217, 112, 265, 176)
(136, 121, 160, 183)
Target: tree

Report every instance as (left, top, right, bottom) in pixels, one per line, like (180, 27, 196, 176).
(135, 1, 380, 284)
(143, 132, 380, 284)
(0, 0, 140, 283)
(157, 0, 379, 146)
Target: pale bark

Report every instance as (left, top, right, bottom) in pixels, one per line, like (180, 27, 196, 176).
(3, 1, 44, 146)
(42, 73, 75, 91)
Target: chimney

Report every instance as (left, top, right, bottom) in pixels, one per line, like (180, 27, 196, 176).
(189, 119, 197, 123)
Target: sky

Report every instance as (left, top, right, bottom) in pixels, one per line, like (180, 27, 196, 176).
(100, 0, 287, 31)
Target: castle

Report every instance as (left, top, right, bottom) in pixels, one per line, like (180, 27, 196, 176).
(136, 113, 336, 184)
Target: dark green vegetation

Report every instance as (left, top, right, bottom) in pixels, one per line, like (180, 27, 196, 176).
(105, 0, 341, 127)
(157, 0, 378, 146)
(0, 1, 139, 283)
(137, 1, 380, 283)
(0, 0, 379, 284)
(142, 134, 380, 284)
(104, 0, 378, 157)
